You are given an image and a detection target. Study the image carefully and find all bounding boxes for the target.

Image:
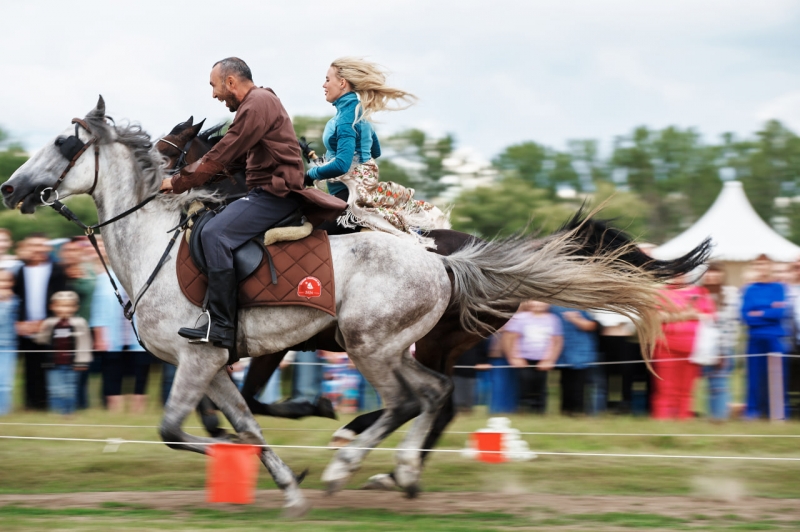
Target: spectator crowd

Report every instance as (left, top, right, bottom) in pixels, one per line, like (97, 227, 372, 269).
(0, 228, 798, 422)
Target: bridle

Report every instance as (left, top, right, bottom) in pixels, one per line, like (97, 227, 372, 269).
(42, 118, 100, 206)
(157, 135, 195, 175)
(40, 116, 188, 349)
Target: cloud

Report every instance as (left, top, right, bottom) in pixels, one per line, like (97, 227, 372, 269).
(757, 91, 800, 130)
(1, 0, 798, 158)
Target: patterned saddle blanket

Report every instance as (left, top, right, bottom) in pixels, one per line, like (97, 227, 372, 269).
(175, 229, 336, 316)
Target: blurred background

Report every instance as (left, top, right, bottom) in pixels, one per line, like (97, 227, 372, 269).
(1, 0, 798, 243)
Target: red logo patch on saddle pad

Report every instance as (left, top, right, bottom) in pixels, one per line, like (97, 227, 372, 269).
(297, 276, 322, 299)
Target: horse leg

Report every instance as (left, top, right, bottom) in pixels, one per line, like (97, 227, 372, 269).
(321, 349, 423, 493)
(158, 352, 230, 454)
(240, 350, 284, 415)
(242, 350, 336, 420)
(330, 409, 384, 445)
(205, 368, 310, 517)
(391, 351, 453, 497)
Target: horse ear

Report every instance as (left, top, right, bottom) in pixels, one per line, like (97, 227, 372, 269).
(190, 118, 206, 136)
(87, 95, 106, 119)
(186, 116, 194, 127)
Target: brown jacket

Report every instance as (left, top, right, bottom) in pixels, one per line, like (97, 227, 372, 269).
(171, 87, 345, 226)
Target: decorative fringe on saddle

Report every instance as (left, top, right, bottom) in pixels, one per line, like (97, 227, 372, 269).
(330, 160, 450, 249)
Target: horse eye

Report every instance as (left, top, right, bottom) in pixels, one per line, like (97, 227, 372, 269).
(55, 136, 67, 146)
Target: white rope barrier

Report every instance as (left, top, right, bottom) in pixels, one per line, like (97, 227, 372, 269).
(1, 434, 799, 462)
(3, 349, 798, 369)
(2, 421, 800, 439)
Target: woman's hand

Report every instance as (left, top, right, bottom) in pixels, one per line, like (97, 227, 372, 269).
(537, 358, 555, 371)
(159, 178, 174, 193)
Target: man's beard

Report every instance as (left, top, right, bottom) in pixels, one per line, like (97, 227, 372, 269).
(221, 89, 242, 112)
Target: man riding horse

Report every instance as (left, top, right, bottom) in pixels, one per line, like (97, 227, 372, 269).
(160, 57, 345, 349)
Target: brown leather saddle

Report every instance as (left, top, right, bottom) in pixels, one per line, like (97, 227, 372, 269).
(176, 207, 336, 317)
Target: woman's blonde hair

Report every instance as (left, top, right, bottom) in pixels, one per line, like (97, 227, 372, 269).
(331, 57, 417, 123)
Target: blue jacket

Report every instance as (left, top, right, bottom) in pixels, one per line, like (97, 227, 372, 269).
(307, 92, 381, 195)
(550, 306, 598, 369)
(741, 282, 786, 338)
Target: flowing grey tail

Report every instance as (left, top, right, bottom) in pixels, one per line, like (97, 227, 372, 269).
(440, 214, 711, 359)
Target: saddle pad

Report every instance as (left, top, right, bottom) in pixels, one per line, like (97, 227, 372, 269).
(176, 230, 336, 316)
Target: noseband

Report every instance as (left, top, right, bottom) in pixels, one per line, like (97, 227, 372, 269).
(157, 136, 195, 175)
(43, 118, 99, 205)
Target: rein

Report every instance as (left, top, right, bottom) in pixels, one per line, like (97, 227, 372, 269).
(157, 136, 195, 175)
(45, 117, 187, 349)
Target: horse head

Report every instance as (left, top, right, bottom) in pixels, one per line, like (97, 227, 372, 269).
(2, 96, 108, 213)
(157, 116, 206, 172)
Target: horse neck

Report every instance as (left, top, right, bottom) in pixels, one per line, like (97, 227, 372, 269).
(91, 144, 181, 294)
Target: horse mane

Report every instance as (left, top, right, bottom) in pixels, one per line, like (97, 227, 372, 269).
(198, 123, 227, 146)
(84, 108, 218, 207)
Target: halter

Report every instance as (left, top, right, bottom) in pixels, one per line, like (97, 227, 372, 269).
(42, 118, 100, 205)
(157, 136, 195, 175)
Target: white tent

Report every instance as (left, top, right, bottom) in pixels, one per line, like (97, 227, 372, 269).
(653, 181, 800, 285)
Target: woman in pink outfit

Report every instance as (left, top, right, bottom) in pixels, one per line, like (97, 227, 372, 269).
(651, 280, 716, 419)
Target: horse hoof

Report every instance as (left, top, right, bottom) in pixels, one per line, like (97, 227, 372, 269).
(360, 473, 398, 491)
(281, 499, 312, 519)
(315, 396, 338, 420)
(404, 484, 420, 499)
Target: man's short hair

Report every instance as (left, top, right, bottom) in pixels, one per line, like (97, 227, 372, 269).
(213, 57, 253, 82)
(50, 290, 80, 305)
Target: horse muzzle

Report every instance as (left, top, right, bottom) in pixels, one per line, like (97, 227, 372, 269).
(1, 180, 47, 214)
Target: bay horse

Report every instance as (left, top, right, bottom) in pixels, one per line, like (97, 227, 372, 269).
(158, 117, 712, 493)
(1, 97, 707, 515)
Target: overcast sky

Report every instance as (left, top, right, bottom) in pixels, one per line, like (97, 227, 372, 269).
(2, 0, 799, 161)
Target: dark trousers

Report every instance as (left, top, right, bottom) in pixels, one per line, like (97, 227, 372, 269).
(453, 375, 476, 411)
(76, 369, 90, 409)
(201, 188, 300, 271)
(560, 367, 587, 415)
(519, 361, 548, 414)
(20, 337, 48, 410)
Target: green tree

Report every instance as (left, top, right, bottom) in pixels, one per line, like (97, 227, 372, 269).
(724, 121, 800, 236)
(380, 129, 455, 199)
(450, 176, 573, 238)
(610, 125, 721, 242)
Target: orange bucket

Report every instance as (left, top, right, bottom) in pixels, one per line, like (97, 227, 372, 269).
(472, 432, 506, 463)
(206, 443, 261, 504)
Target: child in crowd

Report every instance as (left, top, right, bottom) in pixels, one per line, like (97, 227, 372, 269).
(502, 300, 563, 414)
(0, 269, 19, 415)
(35, 291, 92, 416)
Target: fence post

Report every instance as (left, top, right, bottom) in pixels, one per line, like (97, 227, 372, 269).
(768, 353, 785, 421)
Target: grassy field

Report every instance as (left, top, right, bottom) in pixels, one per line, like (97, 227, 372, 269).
(2, 366, 800, 529)
(4, 504, 800, 531)
(2, 407, 800, 496)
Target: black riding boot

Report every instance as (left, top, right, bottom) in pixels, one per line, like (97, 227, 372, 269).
(178, 268, 236, 349)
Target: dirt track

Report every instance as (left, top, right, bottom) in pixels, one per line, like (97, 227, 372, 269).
(1, 490, 799, 521)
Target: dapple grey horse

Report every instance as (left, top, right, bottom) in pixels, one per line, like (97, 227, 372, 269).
(1, 97, 687, 515)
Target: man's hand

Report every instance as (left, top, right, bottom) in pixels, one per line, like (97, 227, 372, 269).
(748, 310, 764, 317)
(15, 321, 41, 337)
(159, 178, 174, 193)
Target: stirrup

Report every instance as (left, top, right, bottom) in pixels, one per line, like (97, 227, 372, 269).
(188, 310, 212, 344)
